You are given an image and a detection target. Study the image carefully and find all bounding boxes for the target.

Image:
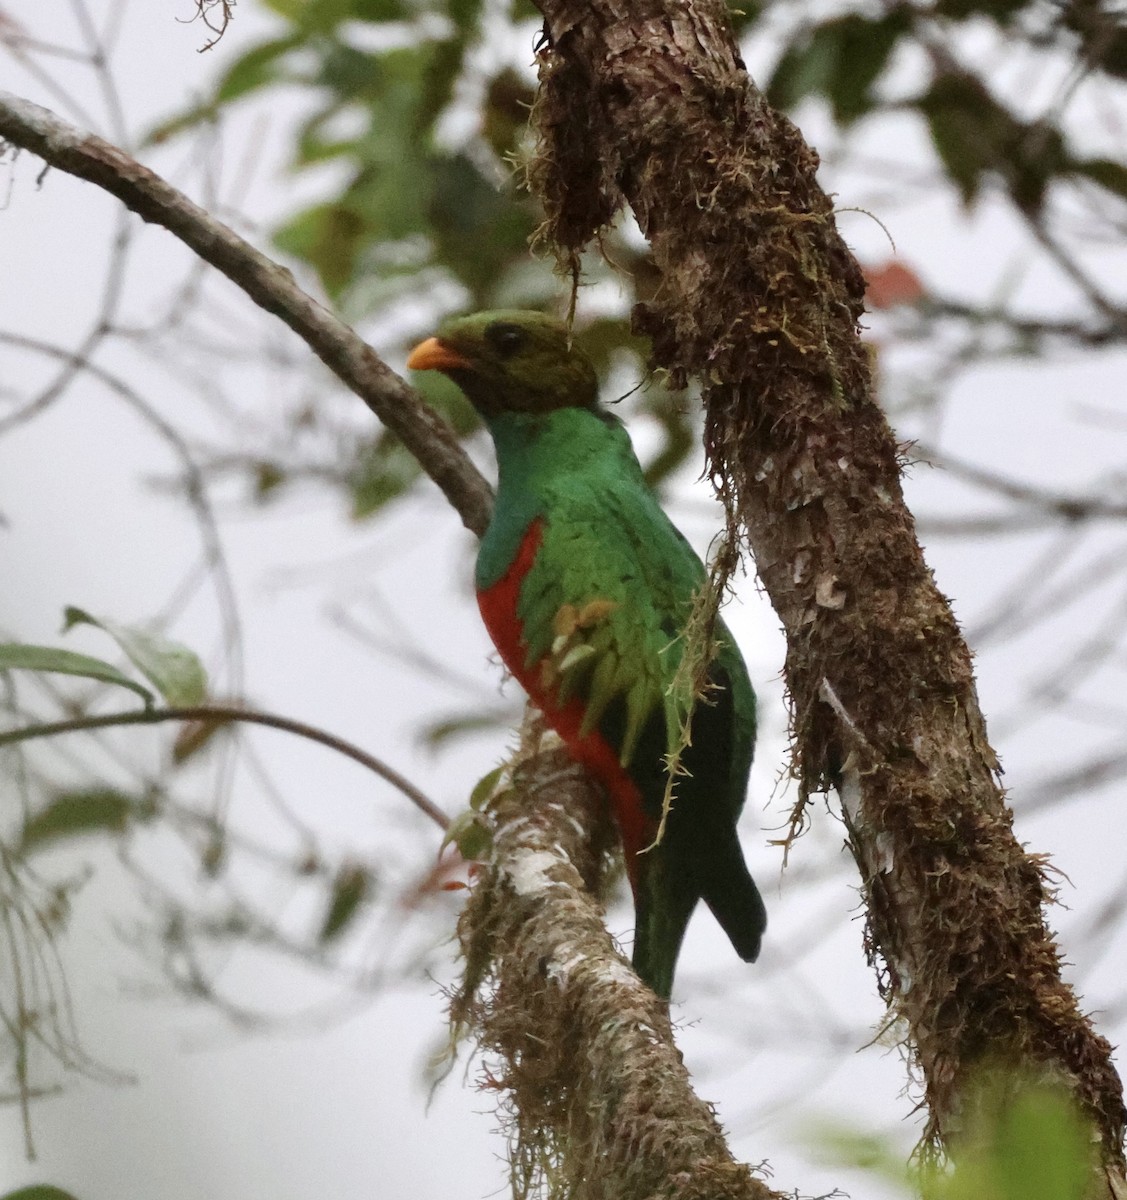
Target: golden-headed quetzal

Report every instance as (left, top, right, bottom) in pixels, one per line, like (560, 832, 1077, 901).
(408, 310, 765, 999)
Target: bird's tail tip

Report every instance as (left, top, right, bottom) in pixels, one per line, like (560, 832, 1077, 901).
(705, 873, 767, 965)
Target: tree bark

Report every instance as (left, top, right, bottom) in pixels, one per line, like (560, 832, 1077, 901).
(529, 0, 1126, 1172)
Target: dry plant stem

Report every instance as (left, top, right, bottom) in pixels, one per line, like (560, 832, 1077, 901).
(453, 727, 780, 1200)
(529, 0, 1126, 1169)
(0, 90, 492, 537)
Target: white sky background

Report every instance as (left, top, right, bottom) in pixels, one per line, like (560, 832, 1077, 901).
(2, 2, 1127, 1198)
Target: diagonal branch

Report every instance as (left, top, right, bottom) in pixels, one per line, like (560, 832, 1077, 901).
(0, 90, 493, 537)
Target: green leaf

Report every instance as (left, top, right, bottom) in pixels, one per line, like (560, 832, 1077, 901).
(347, 434, 423, 519)
(254, 460, 288, 499)
(0, 643, 153, 707)
(934, 0, 1032, 23)
(916, 73, 1011, 206)
(411, 369, 479, 437)
(935, 1075, 1094, 1200)
(801, 1120, 912, 1190)
(318, 863, 373, 942)
(274, 201, 367, 297)
(727, 0, 765, 31)
(200, 827, 227, 877)
(317, 43, 386, 97)
(767, 13, 907, 124)
(441, 808, 492, 861)
(1087, 27, 1127, 80)
(417, 34, 469, 133)
(62, 609, 208, 708)
(19, 789, 143, 854)
(143, 101, 218, 147)
(143, 37, 301, 147)
(447, 0, 484, 29)
(469, 764, 506, 811)
(1062, 2, 1127, 80)
(987, 1088, 1091, 1200)
(273, 0, 356, 33)
(825, 13, 907, 124)
(215, 35, 303, 103)
(420, 712, 511, 749)
(482, 67, 536, 159)
(257, 0, 305, 17)
(640, 391, 696, 491)
(349, 0, 409, 20)
(916, 72, 1069, 213)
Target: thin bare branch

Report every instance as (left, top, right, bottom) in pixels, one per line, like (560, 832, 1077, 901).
(0, 703, 449, 831)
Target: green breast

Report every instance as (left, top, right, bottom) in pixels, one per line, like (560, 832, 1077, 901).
(477, 407, 643, 591)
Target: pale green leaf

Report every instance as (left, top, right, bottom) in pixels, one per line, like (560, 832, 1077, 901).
(1, 1187, 83, 1200)
(63, 609, 207, 707)
(20, 789, 144, 854)
(0, 643, 153, 707)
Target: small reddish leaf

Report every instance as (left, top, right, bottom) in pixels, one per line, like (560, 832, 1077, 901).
(864, 260, 925, 309)
(173, 710, 238, 764)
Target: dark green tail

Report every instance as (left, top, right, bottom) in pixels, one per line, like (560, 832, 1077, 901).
(632, 828, 766, 1000)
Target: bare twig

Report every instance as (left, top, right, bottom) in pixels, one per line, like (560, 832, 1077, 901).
(0, 703, 449, 831)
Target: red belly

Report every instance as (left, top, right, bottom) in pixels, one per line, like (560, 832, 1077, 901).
(476, 518, 653, 880)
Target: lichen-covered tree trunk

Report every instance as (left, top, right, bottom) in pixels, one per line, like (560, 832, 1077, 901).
(528, 0, 1126, 1173)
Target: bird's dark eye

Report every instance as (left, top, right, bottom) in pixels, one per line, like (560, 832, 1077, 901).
(486, 322, 526, 358)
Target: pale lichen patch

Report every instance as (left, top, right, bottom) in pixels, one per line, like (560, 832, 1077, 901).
(507, 849, 567, 896)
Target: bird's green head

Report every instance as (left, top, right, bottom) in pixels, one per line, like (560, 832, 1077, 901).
(407, 310, 599, 417)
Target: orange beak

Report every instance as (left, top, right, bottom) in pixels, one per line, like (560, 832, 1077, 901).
(406, 337, 473, 372)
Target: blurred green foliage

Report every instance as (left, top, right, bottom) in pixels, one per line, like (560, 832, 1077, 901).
(936, 1082, 1092, 1200)
(318, 861, 375, 942)
(764, 1, 1127, 214)
(18, 787, 155, 855)
(814, 1074, 1094, 1200)
(0, 1188, 82, 1200)
(159, 0, 1126, 520)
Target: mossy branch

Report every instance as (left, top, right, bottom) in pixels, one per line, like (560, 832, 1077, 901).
(452, 721, 782, 1200)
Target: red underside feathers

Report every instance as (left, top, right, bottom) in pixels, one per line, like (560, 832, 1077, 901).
(476, 518, 653, 884)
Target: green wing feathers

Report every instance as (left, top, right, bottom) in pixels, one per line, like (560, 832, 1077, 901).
(517, 491, 684, 771)
(487, 407, 765, 998)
